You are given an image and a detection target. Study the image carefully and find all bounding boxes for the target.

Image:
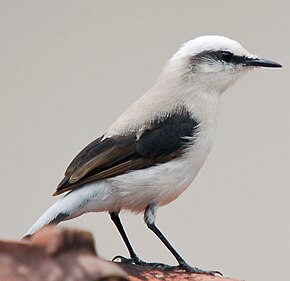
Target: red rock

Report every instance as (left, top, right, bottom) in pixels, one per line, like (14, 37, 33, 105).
(0, 226, 127, 281)
(0, 226, 243, 281)
(120, 263, 243, 281)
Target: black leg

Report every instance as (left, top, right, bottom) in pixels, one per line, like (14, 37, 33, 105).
(144, 205, 222, 276)
(146, 222, 186, 266)
(110, 212, 179, 268)
(110, 212, 143, 264)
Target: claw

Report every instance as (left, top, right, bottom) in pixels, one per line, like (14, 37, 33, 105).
(112, 255, 169, 268)
(112, 255, 222, 276)
(112, 255, 137, 264)
(178, 262, 223, 276)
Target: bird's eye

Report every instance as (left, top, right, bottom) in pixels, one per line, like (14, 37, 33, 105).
(221, 51, 234, 63)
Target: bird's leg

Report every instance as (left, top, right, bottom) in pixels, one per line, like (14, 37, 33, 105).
(110, 212, 176, 268)
(144, 204, 222, 276)
(110, 212, 144, 265)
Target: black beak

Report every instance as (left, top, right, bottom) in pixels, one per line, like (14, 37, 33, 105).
(243, 57, 282, 68)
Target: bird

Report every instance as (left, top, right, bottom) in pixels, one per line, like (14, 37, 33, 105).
(25, 35, 282, 275)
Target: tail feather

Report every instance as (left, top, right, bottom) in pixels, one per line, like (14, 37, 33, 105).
(25, 182, 113, 237)
(25, 198, 71, 237)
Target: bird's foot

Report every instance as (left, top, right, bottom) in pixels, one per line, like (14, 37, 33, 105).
(112, 255, 169, 268)
(176, 262, 223, 276)
(113, 256, 221, 275)
(112, 255, 144, 265)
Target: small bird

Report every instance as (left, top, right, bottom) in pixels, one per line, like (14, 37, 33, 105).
(25, 35, 282, 275)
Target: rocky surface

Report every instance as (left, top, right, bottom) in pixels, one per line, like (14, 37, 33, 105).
(0, 226, 242, 281)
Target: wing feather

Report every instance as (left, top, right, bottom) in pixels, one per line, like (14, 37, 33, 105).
(53, 109, 199, 196)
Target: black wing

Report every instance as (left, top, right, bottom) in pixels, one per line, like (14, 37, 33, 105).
(53, 110, 199, 195)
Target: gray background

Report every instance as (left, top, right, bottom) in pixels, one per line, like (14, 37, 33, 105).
(0, 1, 289, 281)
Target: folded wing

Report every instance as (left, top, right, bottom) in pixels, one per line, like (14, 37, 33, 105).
(54, 110, 199, 196)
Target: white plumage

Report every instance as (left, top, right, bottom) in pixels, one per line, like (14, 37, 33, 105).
(25, 35, 281, 275)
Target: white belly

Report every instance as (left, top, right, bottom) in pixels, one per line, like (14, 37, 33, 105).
(107, 128, 215, 213)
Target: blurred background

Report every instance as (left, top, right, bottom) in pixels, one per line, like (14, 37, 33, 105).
(0, 1, 289, 281)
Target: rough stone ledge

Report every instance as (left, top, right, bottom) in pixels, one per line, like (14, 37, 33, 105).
(0, 226, 243, 281)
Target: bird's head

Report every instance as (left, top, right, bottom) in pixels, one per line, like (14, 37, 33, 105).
(163, 35, 282, 94)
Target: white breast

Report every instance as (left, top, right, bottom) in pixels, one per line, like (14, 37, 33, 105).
(107, 109, 218, 213)
(105, 82, 222, 213)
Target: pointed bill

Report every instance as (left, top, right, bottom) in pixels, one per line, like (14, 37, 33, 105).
(243, 57, 282, 68)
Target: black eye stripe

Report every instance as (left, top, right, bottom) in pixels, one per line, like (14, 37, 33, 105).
(210, 50, 246, 64)
(191, 50, 246, 65)
(219, 51, 234, 63)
